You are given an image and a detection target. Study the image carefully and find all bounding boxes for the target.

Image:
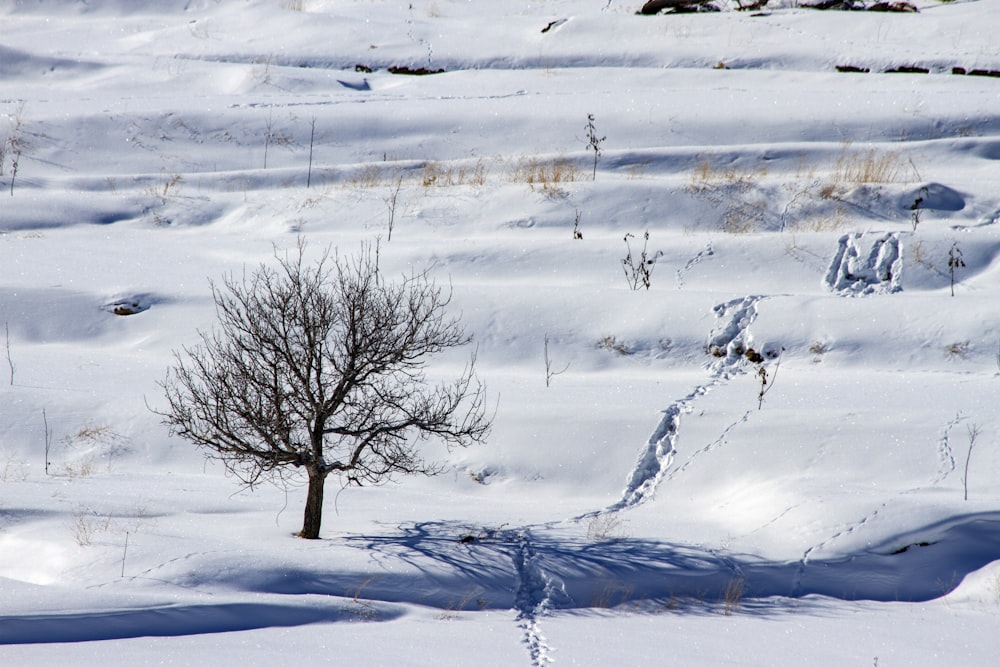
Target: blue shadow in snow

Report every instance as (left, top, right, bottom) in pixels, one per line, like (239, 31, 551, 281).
(330, 511, 1000, 610)
(0, 601, 402, 645)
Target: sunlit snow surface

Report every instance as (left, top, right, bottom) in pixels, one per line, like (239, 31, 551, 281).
(2, 1, 1000, 664)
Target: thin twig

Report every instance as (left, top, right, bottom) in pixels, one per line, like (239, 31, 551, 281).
(4, 321, 12, 385)
(544, 333, 570, 387)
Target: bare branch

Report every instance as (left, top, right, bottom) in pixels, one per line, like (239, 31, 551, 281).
(155, 239, 490, 538)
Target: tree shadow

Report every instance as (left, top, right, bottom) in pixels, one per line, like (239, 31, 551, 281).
(325, 511, 1000, 613)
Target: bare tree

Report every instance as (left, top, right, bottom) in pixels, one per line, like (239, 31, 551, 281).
(158, 240, 491, 539)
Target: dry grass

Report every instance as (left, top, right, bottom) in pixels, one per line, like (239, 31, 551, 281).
(142, 173, 182, 200)
(341, 159, 492, 191)
(688, 158, 767, 193)
(722, 576, 745, 615)
(687, 157, 770, 233)
(723, 200, 767, 234)
(346, 164, 387, 189)
(784, 205, 849, 233)
(591, 579, 635, 609)
(818, 144, 915, 201)
(437, 587, 487, 620)
(421, 159, 489, 188)
(832, 146, 908, 185)
(509, 156, 580, 197)
(335, 154, 587, 195)
(55, 457, 98, 478)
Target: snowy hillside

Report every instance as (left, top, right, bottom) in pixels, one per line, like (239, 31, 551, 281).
(2, 1, 1000, 664)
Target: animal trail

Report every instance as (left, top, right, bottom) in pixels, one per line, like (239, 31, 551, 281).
(512, 533, 565, 666)
(824, 232, 902, 295)
(613, 295, 764, 510)
(705, 295, 765, 364)
(675, 242, 714, 289)
(932, 413, 964, 485)
(613, 385, 709, 510)
(664, 410, 750, 483)
(791, 504, 885, 597)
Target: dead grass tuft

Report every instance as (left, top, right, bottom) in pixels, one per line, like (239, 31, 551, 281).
(510, 157, 580, 197)
(819, 144, 914, 200)
(722, 576, 745, 615)
(591, 579, 635, 609)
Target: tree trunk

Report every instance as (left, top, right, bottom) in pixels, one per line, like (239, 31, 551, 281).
(298, 467, 326, 539)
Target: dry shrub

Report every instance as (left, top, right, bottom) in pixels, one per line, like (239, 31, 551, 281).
(56, 423, 130, 475)
(809, 341, 831, 357)
(71, 507, 113, 546)
(598, 335, 631, 355)
(945, 341, 970, 360)
(586, 512, 629, 541)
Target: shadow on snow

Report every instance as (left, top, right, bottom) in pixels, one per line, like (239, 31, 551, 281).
(0, 600, 403, 645)
(316, 512, 1000, 611)
(5, 512, 998, 644)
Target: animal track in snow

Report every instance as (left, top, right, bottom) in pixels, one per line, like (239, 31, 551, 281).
(613, 384, 710, 510)
(512, 533, 565, 666)
(932, 413, 963, 485)
(706, 295, 765, 364)
(791, 504, 885, 597)
(675, 242, 714, 289)
(663, 410, 750, 483)
(613, 296, 765, 510)
(824, 232, 902, 295)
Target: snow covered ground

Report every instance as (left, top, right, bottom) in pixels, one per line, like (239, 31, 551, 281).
(2, 0, 1000, 664)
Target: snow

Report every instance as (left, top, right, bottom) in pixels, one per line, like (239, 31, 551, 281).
(2, 0, 1000, 664)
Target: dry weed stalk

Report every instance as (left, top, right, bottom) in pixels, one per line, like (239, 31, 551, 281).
(723, 577, 745, 615)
